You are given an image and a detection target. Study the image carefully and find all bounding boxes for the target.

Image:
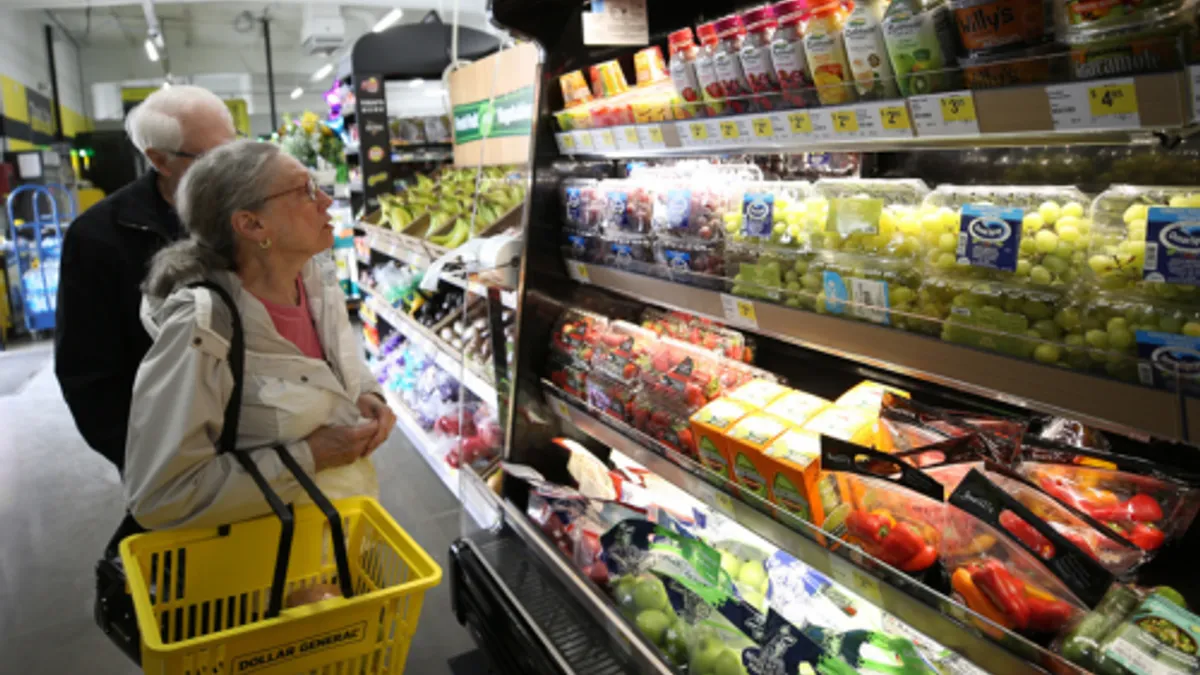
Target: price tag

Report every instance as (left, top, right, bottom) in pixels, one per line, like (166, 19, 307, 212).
(550, 396, 572, 421)
(616, 125, 642, 151)
(719, 120, 740, 140)
(690, 121, 710, 140)
(556, 132, 576, 153)
(752, 116, 774, 138)
(879, 105, 911, 131)
(830, 109, 859, 134)
(638, 124, 667, 149)
(707, 491, 737, 516)
(593, 129, 617, 151)
(909, 91, 981, 137)
(787, 111, 813, 135)
(566, 261, 590, 283)
(1047, 78, 1141, 130)
(828, 551, 885, 606)
(720, 293, 758, 328)
(575, 130, 594, 149)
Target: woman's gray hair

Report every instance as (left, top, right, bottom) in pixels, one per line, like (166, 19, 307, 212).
(143, 140, 282, 297)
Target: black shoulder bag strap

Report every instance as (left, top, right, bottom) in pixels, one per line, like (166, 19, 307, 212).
(95, 280, 354, 663)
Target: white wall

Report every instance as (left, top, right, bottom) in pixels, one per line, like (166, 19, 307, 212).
(0, 8, 88, 121)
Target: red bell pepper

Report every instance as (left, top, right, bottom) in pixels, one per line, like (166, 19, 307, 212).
(972, 560, 1030, 631)
(1057, 529, 1100, 561)
(1024, 595, 1074, 633)
(1039, 477, 1094, 514)
(1128, 522, 1165, 551)
(898, 544, 938, 572)
(879, 522, 927, 566)
(999, 511, 1055, 559)
(1091, 494, 1164, 524)
(845, 509, 890, 544)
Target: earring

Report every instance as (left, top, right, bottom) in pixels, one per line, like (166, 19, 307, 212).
(260, 239, 272, 250)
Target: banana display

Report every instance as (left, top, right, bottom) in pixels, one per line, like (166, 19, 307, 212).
(377, 167, 527, 251)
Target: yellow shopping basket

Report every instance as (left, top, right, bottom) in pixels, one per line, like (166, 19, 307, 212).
(120, 494, 442, 674)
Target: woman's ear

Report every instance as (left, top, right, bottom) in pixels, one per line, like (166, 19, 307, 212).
(231, 210, 268, 247)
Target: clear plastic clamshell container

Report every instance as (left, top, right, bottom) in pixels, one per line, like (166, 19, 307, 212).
(815, 251, 927, 330)
(653, 238, 726, 290)
(561, 227, 605, 264)
(810, 178, 932, 259)
(599, 178, 655, 234)
(729, 180, 818, 249)
(1087, 185, 1200, 305)
(560, 177, 605, 231)
(922, 184, 1092, 288)
(726, 240, 818, 306)
(603, 232, 657, 276)
(1077, 290, 1200, 390)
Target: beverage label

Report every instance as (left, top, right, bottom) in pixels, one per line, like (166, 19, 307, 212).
(771, 38, 814, 88)
(1143, 207, 1200, 286)
(804, 19, 855, 105)
(669, 58, 702, 102)
(665, 189, 693, 230)
(743, 192, 776, 238)
(740, 42, 780, 93)
(844, 3, 898, 98)
(714, 49, 753, 97)
(606, 191, 629, 229)
(957, 204, 1023, 272)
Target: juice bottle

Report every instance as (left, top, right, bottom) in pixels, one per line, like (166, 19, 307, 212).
(844, 0, 900, 99)
(740, 6, 783, 110)
(694, 22, 729, 116)
(881, 0, 961, 96)
(668, 28, 704, 119)
(713, 14, 756, 114)
(803, 0, 857, 105)
(771, 0, 818, 108)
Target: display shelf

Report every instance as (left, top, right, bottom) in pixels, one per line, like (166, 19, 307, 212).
(566, 261, 1189, 444)
(541, 381, 1082, 675)
(363, 289, 499, 408)
(554, 71, 1197, 158)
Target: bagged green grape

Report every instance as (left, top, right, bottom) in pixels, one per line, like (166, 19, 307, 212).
(734, 181, 820, 249)
(811, 178, 932, 260)
(1087, 185, 1200, 303)
(922, 185, 1091, 288)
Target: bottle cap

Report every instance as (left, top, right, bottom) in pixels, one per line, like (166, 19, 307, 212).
(743, 5, 779, 30)
(668, 27, 696, 47)
(713, 14, 746, 38)
(696, 21, 719, 45)
(772, 0, 807, 21)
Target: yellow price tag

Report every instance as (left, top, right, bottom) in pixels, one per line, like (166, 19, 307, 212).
(788, 112, 812, 134)
(831, 110, 859, 133)
(689, 122, 709, 140)
(600, 130, 615, 147)
(1088, 83, 1138, 116)
(709, 491, 736, 515)
(735, 299, 757, 324)
(879, 105, 910, 130)
(571, 261, 590, 283)
(752, 116, 774, 138)
(648, 126, 664, 143)
(719, 120, 740, 139)
(624, 127, 639, 144)
(939, 95, 976, 123)
(578, 132, 593, 148)
(561, 134, 576, 149)
(550, 396, 572, 420)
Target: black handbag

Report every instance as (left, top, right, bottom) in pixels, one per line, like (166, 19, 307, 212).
(93, 280, 356, 663)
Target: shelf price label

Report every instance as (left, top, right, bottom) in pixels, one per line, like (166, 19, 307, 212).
(1047, 78, 1141, 130)
(593, 129, 617, 151)
(556, 132, 576, 154)
(574, 130, 594, 150)
(690, 121, 710, 140)
(719, 120, 740, 139)
(615, 125, 642, 151)
(566, 261, 590, 283)
(909, 91, 981, 137)
(549, 396, 572, 421)
(637, 124, 667, 149)
(879, 105, 911, 131)
(752, 116, 774, 138)
(721, 293, 759, 328)
(677, 119, 718, 147)
(828, 551, 885, 606)
(831, 109, 859, 134)
(787, 111, 813, 135)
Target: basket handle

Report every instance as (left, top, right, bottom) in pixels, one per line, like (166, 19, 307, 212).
(233, 454, 294, 620)
(273, 444, 356, 600)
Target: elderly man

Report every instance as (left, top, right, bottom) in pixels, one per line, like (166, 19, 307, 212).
(55, 85, 237, 474)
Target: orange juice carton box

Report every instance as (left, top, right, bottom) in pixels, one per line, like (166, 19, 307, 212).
(761, 428, 848, 528)
(722, 412, 793, 501)
(726, 379, 792, 410)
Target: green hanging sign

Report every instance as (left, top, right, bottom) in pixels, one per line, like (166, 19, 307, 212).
(452, 85, 535, 144)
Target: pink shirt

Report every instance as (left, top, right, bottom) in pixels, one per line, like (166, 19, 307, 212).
(253, 278, 325, 360)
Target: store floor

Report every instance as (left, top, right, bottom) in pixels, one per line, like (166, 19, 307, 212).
(0, 344, 483, 673)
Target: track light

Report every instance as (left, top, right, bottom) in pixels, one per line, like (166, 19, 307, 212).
(311, 64, 333, 82)
(290, 87, 304, 100)
(372, 9, 403, 32)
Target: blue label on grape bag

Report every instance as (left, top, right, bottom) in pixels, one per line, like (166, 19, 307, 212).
(1144, 208, 1200, 286)
(666, 189, 692, 229)
(743, 192, 775, 238)
(663, 249, 692, 271)
(606, 191, 629, 229)
(957, 205, 1023, 273)
(611, 243, 635, 266)
(822, 271, 849, 315)
(1136, 330, 1200, 395)
(565, 186, 583, 224)
(567, 234, 587, 253)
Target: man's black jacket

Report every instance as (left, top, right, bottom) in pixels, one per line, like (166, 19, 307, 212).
(55, 170, 183, 472)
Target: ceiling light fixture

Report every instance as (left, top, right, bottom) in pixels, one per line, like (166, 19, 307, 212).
(144, 38, 159, 62)
(290, 87, 304, 100)
(311, 64, 333, 82)
(409, 78, 424, 88)
(372, 9, 403, 33)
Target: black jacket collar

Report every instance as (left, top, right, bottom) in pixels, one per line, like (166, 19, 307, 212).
(114, 170, 183, 241)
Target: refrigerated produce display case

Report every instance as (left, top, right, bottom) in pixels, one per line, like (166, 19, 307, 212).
(445, 2, 1200, 674)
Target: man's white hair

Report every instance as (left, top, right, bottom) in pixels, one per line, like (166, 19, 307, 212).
(124, 85, 232, 155)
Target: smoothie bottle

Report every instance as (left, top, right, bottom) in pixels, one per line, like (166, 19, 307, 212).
(668, 28, 705, 119)
(844, 0, 901, 99)
(694, 22, 729, 116)
(882, 0, 962, 96)
(713, 14, 756, 114)
(771, 0, 819, 108)
(741, 6, 783, 110)
(803, 0, 858, 105)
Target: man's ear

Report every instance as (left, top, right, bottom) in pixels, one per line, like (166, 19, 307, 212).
(230, 210, 267, 246)
(144, 148, 171, 176)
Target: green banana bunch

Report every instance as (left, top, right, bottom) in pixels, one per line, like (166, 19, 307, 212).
(428, 217, 470, 249)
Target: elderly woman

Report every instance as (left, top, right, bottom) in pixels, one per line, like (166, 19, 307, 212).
(125, 140, 395, 530)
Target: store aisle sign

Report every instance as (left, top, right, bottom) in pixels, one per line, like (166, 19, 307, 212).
(452, 85, 535, 144)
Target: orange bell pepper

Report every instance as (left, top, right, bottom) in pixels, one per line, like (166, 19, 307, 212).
(952, 567, 1013, 630)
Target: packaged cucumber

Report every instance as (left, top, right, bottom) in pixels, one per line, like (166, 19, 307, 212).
(1091, 592, 1200, 675)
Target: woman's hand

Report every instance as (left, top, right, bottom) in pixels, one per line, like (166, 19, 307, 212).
(307, 422, 379, 472)
(356, 393, 396, 453)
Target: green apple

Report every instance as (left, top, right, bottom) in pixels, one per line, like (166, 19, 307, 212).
(690, 632, 725, 674)
(613, 575, 637, 611)
(719, 550, 742, 579)
(737, 560, 767, 593)
(632, 576, 668, 612)
(714, 648, 748, 675)
(635, 609, 670, 644)
(662, 619, 691, 665)
(741, 587, 764, 610)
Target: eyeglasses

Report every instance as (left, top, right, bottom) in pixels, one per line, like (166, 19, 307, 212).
(166, 149, 203, 160)
(263, 176, 320, 203)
